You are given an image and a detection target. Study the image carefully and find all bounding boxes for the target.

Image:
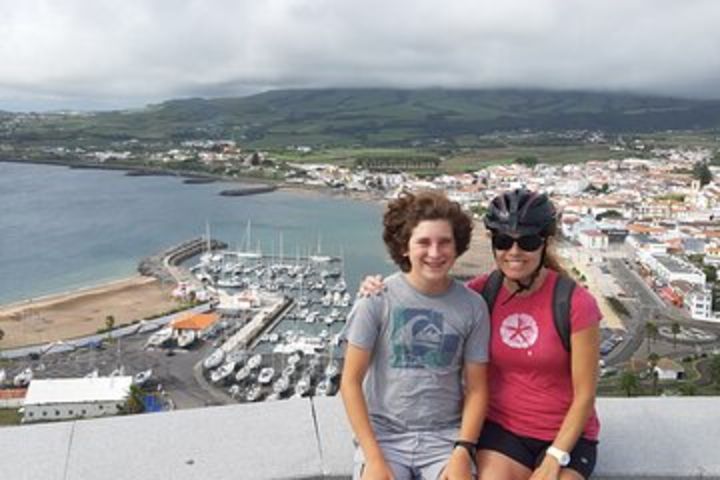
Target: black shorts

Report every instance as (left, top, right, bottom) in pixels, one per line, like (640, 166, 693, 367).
(477, 420, 598, 479)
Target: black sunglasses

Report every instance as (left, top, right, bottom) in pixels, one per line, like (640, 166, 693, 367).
(491, 233, 544, 252)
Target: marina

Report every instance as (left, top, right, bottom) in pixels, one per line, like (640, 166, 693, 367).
(188, 238, 351, 402)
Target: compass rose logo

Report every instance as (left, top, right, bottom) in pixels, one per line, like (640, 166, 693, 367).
(499, 313, 538, 349)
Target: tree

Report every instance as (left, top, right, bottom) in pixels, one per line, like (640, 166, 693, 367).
(703, 265, 717, 283)
(679, 383, 697, 396)
(0, 327, 4, 343)
(671, 321, 682, 349)
(120, 385, 146, 414)
(596, 209, 623, 221)
(693, 161, 712, 187)
(647, 352, 660, 396)
(619, 370, 640, 397)
(644, 321, 659, 354)
(710, 354, 720, 390)
(514, 155, 538, 167)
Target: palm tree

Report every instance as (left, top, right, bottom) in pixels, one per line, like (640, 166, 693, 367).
(120, 385, 146, 414)
(644, 321, 659, 354)
(679, 382, 697, 396)
(105, 315, 115, 341)
(619, 370, 640, 397)
(710, 354, 720, 391)
(0, 327, 4, 343)
(647, 352, 660, 396)
(670, 321, 681, 349)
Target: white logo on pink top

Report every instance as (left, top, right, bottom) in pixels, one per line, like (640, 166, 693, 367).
(500, 313, 538, 349)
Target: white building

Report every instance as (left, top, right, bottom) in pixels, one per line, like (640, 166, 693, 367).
(642, 254, 706, 287)
(653, 358, 685, 381)
(578, 229, 609, 249)
(686, 287, 714, 322)
(21, 377, 132, 423)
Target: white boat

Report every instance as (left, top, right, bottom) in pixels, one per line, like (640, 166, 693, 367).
(258, 367, 275, 385)
(294, 375, 312, 397)
(308, 356, 322, 374)
(272, 375, 290, 394)
(315, 378, 333, 396)
(0, 368, 6, 385)
(110, 365, 126, 377)
(133, 368, 152, 386)
(274, 336, 326, 355)
(287, 352, 302, 366)
(84, 368, 99, 379)
(210, 361, 237, 383)
(324, 360, 340, 379)
(245, 385, 263, 402)
(228, 384, 241, 398)
(235, 366, 252, 382)
(226, 350, 248, 366)
(13, 368, 33, 387)
(176, 330, 196, 348)
(323, 315, 334, 325)
(202, 348, 225, 370)
(246, 353, 262, 370)
(281, 364, 296, 379)
(145, 327, 173, 348)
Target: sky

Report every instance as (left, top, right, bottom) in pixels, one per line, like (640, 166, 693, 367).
(2, 0, 720, 112)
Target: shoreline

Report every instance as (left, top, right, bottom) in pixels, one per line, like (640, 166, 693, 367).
(0, 275, 178, 349)
(0, 159, 622, 348)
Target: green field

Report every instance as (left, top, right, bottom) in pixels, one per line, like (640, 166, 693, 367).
(0, 409, 21, 426)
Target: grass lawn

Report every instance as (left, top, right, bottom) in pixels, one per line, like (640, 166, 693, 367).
(0, 409, 21, 426)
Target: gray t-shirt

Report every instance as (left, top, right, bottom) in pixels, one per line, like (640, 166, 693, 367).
(344, 273, 490, 434)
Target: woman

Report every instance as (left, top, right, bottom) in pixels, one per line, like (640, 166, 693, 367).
(358, 189, 601, 480)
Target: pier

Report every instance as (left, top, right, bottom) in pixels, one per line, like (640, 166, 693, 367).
(220, 294, 294, 352)
(138, 237, 227, 283)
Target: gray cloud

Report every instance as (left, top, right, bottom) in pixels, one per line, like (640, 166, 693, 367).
(1, 0, 719, 111)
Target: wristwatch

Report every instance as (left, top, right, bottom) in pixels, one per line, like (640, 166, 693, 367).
(453, 440, 477, 460)
(546, 446, 571, 466)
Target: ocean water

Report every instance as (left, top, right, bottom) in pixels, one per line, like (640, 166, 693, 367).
(0, 162, 393, 304)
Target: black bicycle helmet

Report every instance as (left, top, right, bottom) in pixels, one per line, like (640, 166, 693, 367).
(484, 188, 557, 237)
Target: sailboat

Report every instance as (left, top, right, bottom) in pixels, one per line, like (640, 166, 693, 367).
(309, 232, 332, 263)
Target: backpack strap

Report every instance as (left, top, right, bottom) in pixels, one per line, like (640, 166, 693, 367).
(553, 275, 576, 352)
(481, 269, 576, 352)
(480, 270, 505, 314)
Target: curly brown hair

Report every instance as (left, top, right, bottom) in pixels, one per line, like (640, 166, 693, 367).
(383, 190, 473, 272)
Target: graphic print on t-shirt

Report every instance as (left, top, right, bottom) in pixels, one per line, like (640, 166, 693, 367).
(499, 313, 538, 349)
(389, 307, 460, 368)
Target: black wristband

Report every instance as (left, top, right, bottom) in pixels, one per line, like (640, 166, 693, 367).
(453, 440, 477, 460)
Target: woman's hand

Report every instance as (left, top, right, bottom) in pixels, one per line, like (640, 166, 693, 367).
(440, 447, 474, 480)
(361, 458, 395, 480)
(528, 454, 562, 480)
(358, 274, 386, 297)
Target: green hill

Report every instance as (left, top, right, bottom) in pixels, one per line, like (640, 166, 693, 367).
(5, 89, 720, 147)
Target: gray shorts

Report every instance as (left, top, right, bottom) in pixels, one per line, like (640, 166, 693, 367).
(353, 428, 476, 480)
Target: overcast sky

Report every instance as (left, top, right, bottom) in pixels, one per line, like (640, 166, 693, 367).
(2, 0, 720, 111)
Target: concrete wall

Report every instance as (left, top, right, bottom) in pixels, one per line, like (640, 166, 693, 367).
(22, 400, 122, 423)
(0, 396, 718, 479)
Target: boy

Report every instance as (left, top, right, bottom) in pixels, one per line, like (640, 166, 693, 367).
(340, 191, 490, 480)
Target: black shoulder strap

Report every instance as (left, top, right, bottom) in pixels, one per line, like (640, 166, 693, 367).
(553, 275, 576, 352)
(480, 270, 505, 314)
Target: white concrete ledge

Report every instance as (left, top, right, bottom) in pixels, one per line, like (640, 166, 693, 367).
(0, 397, 718, 479)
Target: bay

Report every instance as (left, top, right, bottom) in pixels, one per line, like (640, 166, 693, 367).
(0, 162, 393, 304)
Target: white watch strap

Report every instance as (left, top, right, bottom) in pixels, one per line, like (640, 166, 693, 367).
(546, 445, 570, 466)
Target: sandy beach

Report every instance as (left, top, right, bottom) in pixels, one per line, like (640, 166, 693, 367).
(0, 276, 178, 349)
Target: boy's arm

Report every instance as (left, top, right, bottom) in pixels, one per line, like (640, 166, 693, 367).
(340, 344, 394, 480)
(443, 362, 488, 479)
